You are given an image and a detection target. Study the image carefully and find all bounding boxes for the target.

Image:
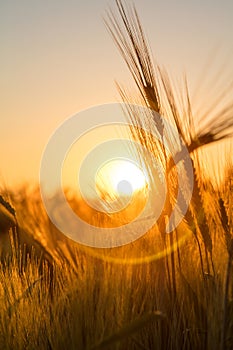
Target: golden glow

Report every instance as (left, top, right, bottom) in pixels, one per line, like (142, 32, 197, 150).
(1, 1, 232, 188)
(61, 123, 148, 199)
(96, 159, 147, 200)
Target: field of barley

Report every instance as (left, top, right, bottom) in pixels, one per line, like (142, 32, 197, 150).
(1, 1, 233, 349)
(0, 165, 232, 349)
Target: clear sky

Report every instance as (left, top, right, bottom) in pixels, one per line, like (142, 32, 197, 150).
(1, 0, 233, 187)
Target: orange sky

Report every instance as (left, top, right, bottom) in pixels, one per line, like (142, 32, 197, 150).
(0, 0, 233, 188)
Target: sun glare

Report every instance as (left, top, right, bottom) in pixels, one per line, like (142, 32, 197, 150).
(96, 159, 147, 200)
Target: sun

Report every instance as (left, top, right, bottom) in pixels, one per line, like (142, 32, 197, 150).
(95, 159, 147, 200)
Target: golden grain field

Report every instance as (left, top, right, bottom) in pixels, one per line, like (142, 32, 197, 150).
(0, 1, 233, 349)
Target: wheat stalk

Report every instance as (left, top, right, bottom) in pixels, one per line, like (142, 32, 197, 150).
(105, 1, 233, 276)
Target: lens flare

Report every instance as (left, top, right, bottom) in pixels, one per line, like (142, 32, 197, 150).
(40, 103, 193, 249)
